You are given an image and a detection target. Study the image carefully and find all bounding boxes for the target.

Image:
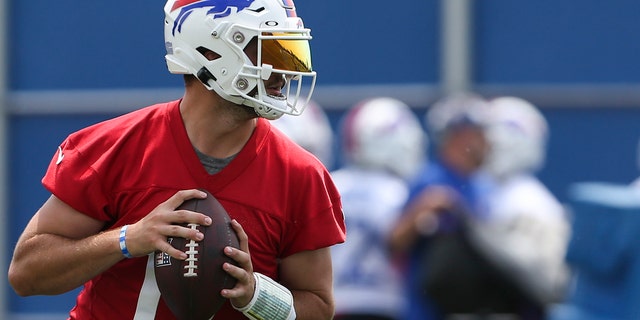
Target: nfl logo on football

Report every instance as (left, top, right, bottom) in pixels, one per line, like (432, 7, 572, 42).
(156, 238, 174, 267)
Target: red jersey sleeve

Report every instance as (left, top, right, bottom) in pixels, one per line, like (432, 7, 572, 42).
(42, 136, 111, 221)
(281, 165, 346, 257)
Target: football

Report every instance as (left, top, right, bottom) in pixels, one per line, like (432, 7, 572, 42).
(154, 189, 240, 320)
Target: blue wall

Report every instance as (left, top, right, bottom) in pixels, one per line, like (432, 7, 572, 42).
(475, 0, 640, 83)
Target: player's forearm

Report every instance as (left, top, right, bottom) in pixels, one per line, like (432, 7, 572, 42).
(8, 229, 123, 296)
(388, 193, 446, 255)
(388, 208, 424, 255)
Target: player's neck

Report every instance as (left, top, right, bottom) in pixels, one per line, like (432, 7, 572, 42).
(180, 88, 257, 159)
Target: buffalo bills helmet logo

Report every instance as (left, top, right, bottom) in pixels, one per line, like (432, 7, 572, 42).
(171, 0, 255, 35)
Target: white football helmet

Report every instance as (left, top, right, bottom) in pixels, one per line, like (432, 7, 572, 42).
(484, 96, 548, 178)
(164, 0, 317, 119)
(271, 99, 334, 167)
(341, 97, 427, 180)
(425, 92, 489, 142)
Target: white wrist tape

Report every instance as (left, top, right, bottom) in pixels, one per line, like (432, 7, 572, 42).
(233, 272, 296, 320)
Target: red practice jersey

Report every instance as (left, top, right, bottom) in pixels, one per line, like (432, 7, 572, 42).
(42, 100, 346, 319)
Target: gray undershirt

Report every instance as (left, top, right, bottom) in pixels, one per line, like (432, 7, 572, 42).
(194, 147, 237, 175)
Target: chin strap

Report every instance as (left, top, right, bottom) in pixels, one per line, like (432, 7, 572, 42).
(197, 71, 288, 120)
(244, 96, 286, 120)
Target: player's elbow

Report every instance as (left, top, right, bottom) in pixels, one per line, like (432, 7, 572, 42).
(313, 291, 337, 320)
(321, 301, 336, 319)
(324, 299, 336, 320)
(292, 289, 335, 319)
(8, 257, 51, 297)
(8, 264, 37, 297)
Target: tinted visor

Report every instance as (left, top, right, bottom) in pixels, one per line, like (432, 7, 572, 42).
(261, 33, 312, 72)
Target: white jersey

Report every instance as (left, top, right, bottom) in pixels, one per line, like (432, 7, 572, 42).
(330, 166, 408, 318)
(468, 173, 571, 304)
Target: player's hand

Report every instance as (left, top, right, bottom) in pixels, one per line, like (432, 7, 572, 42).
(410, 185, 459, 233)
(412, 185, 457, 214)
(221, 219, 256, 308)
(124, 189, 213, 259)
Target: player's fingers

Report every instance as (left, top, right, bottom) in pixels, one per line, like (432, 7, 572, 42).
(170, 209, 213, 227)
(222, 261, 251, 282)
(164, 189, 208, 210)
(220, 262, 254, 301)
(158, 238, 188, 260)
(162, 224, 205, 242)
(220, 285, 251, 302)
(230, 219, 250, 253)
(223, 245, 252, 271)
(221, 285, 250, 302)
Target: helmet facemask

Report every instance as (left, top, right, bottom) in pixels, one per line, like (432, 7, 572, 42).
(232, 27, 317, 119)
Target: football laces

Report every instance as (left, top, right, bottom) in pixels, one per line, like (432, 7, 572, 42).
(183, 223, 200, 277)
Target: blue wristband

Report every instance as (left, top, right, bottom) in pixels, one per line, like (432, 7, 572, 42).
(119, 225, 133, 258)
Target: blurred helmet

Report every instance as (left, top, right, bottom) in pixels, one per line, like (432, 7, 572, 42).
(271, 99, 334, 167)
(425, 93, 490, 174)
(425, 92, 489, 142)
(341, 97, 427, 180)
(484, 96, 548, 178)
(164, 0, 317, 119)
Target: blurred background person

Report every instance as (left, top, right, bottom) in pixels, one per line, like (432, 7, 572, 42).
(466, 96, 571, 319)
(330, 97, 427, 320)
(271, 98, 335, 169)
(388, 92, 495, 320)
